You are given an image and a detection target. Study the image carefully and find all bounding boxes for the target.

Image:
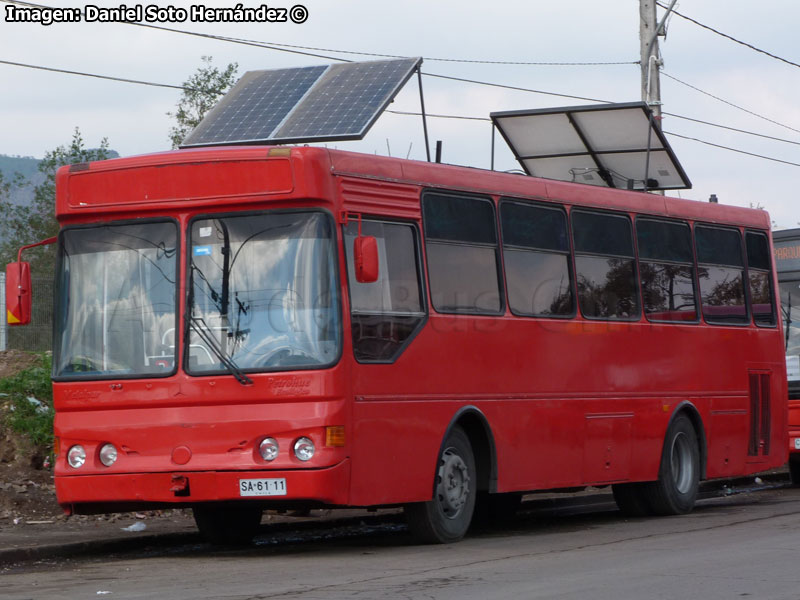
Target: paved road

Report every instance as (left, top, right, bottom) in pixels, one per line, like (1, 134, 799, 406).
(5, 487, 800, 599)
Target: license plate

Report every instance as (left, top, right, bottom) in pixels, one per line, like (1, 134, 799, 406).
(239, 478, 287, 497)
(795, 438, 800, 450)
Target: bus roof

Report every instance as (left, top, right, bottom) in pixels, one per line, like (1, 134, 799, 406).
(55, 145, 771, 231)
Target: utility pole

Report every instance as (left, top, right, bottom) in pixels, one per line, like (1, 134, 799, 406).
(639, 0, 662, 119)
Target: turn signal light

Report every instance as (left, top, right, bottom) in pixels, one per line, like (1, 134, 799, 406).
(325, 426, 345, 447)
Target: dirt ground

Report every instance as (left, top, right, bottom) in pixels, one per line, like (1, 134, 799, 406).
(0, 350, 40, 379)
(0, 350, 62, 524)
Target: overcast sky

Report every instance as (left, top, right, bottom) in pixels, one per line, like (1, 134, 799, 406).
(1, 0, 799, 228)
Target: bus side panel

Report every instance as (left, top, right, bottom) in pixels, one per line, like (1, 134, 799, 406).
(347, 316, 786, 506)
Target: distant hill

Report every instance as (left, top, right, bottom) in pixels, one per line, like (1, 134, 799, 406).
(0, 151, 120, 207)
(0, 155, 40, 182)
(0, 151, 118, 245)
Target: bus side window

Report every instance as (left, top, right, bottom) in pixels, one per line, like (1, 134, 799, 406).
(572, 210, 639, 320)
(500, 200, 573, 317)
(695, 225, 748, 325)
(422, 193, 503, 314)
(344, 220, 426, 362)
(636, 218, 698, 323)
(746, 231, 777, 327)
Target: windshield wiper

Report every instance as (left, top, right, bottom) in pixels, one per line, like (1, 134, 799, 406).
(188, 315, 253, 386)
(785, 292, 792, 351)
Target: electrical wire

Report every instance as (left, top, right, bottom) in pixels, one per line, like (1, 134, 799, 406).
(5, 55, 799, 170)
(655, 1, 800, 70)
(0, 0, 636, 67)
(0, 58, 192, 90)
(423, 72, 613, 104)
(387, 110, 489, 122)
(661, 71, 800, 135)
(662, 112, 800, 146)
(665, 131, 800, 168)
(2, 0, 798, 168)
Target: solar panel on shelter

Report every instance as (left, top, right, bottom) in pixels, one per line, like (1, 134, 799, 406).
(491, 102, 691, 191)
(181, 57, 422, 148)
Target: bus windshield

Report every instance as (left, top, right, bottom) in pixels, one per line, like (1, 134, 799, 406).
(780, 280, 800, 383)
(187, 211, 340, 374)
(54, 221, 178, 378)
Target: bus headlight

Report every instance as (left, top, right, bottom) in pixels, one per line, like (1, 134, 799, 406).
(258, 437, 279, 461)
(67, 445, 86, 469)
(293, 437, 315, 461)
(99, 443, 118, 467)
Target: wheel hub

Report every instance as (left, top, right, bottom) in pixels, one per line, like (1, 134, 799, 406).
(670, 431, 694, 494)
(437, 448, 470, 518)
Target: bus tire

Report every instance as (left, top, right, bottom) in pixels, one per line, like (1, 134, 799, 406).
(645, 413, 700, 515)
(405, 426, 476, 544)
(192, 505, 263, 545)
(611, 483, 651, 517)
(789, 455, 800, 486)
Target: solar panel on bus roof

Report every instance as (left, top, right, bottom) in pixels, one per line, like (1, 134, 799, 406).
(273, 59, 420, 141)
(181, 65, 327, 147)
(180, 57, 422, 148)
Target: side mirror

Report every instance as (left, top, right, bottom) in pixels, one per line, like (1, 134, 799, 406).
(5, 261, 32, 326)
(354, 236, 379, 283)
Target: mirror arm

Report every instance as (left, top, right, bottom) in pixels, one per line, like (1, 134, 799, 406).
(18, 236, 58, 262)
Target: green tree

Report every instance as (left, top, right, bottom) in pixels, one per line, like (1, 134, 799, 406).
(168, 56, 239, 149)
(0, 128, 110, 275)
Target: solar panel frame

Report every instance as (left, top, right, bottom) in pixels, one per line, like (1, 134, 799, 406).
(490, 102, 691, 191)
(181, 57, 422, 148)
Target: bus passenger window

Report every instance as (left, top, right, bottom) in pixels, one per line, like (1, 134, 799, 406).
(695, 225, 748, 325)
(344, 220, 426, 362)
(572, 210, 639, 320)
(500, 201, 573, 317)
(636, 218, 698, 322)
(423, 193, 502, 314)
(746, 231, 776, 326)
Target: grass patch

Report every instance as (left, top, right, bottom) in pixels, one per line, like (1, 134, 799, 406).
(0, 352, 53, 450)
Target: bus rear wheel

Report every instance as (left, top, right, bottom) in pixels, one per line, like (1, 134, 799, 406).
(645, 413, 700, 515)
(192, 505, 263, 545)
(405, 426, 476, 544)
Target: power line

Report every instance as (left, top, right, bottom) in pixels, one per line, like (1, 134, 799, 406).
(216, 39, 638, 66)
(0, 0, 637, 67)
(662, 112, 800, 147)
(387, 110, 490, 122)
(655, 1, 800, 70)
(423, 72, 613, 105)
(661, 71, 800, 135)
(0, 58, 191, 90)
(2, 0, 799, 169)
(5, 56, 799, 171)
(664, 131, 800, 168)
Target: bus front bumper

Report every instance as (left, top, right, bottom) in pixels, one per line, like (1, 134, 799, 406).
(55, 459, 350, 515)
(789, 431, 800, 455)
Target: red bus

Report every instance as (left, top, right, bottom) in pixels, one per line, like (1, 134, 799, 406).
(772, 228, 800, 483)
(5, 146, 787, 544)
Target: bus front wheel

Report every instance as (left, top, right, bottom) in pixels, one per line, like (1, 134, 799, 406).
(405, 426, 477, 544)
(645, 413, 700, 515)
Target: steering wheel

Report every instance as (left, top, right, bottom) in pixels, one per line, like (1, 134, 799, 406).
(258, 347, 319, 368)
